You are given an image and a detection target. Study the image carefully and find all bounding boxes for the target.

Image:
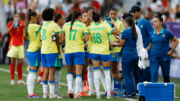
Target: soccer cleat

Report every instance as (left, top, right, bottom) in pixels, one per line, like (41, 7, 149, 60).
(49, 93, 62, 98)
(55, 92, 63, 98)
(40, 81, 43, 85)
(43, 93, 49, 98)
(97, 95, 101, 99)
(111, 91, 117, 96)
(107, 95, 112, 99)
(17, 80, 26, 85)
(78, 92, 83, 97)
(37, 80, 41, 84)
(27, 93, 41, 98)
(80, 91, 91, 96)
(11, 80, 14, 85)
(68, 90, 74, 98)
(101, 91, 107, 96)
(83, 86, 89, 91)
(66, 94, 69, 97)
(88, 91, 94, 95)
(74, 95, 81, 99)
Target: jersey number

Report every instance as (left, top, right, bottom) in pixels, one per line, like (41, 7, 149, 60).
(93, 33, 102, 44)
(69, 30, 77, 41)
(42, 29, 46, 40)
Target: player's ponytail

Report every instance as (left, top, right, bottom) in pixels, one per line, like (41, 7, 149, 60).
(125, 17, 137, 41)
(66, 13, 72, 22)
(70, 10, 81, 31)
(92, 12, 100, 22)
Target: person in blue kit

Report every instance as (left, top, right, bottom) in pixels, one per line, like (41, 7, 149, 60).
(146, 13, 179, 83)
(129, 5, 153, 82)
(113, 17, 138, 98)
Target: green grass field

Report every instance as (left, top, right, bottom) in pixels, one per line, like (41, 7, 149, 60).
(0, 64, 180, 101)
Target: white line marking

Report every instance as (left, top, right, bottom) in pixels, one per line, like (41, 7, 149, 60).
(0, 67, 137, 101)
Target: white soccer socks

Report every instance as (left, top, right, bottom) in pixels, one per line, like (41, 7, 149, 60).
(67, 72, 73, 93)
(27, 69, 37, 95)
(94, 67, 101, 97)
(103, 66, 111, 97)
(80, 78, 85, 92)
(100, 67, 107, 92)
(54, 69, 61, 93)
(88, 65, 94, 94)
(75, 74, 82, 96)
(42, 81, 48, 94)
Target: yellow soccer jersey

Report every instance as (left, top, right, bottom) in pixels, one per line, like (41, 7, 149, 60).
(88, 23, 114, 55)
(61, 20, 89, 53)
(104, 18, 125, 53)
(88, 20, 103, 52)
(27, 23, 41, 52)
(58, 27, 63, 59)
(41, 21, 60, 54)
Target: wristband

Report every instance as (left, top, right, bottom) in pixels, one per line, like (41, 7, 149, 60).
(119, 71, 123, 74)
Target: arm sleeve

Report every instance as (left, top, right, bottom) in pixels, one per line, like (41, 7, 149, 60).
(121, 30, 128, 40)
(167, 30, 175, 40)
(83, 25, 89, 35)
(7, 23, 12, 29)
(53, 24, 60, 34)
(106, 24, 114, 36)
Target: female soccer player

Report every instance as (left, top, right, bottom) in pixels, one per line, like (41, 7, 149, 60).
(25, 9, 41, 98)
(6, 14, 25, 85)
(146, 13, 179, 83)
(41, 8, 61, 98)
(79, 12, 91, 96)
(87, 7, 107, 95)
(60, 10, 89, 99)
(113, 17, 138, 98)
(104, 6, 125, 91)
(88, 12, 119, 99)
(54, 14, 65, 97)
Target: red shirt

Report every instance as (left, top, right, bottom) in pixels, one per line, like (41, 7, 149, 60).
(55, 10, 66, 16)
(7, 21, 24, 46)
(93, 1, 100, 10)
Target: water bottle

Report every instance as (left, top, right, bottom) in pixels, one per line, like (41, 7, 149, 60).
(14, 18, 19, 28)
(106, 16, 114, 28)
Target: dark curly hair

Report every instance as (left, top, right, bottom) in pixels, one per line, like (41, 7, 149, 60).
(42, 7, 55, 21)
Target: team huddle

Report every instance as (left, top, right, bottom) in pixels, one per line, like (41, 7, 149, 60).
(6, 5, 179, 99)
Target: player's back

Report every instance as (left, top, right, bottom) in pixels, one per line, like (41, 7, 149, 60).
(41, 21, 60, 54)
(61, 20, 88, 53)
(88, 23, 113, 55)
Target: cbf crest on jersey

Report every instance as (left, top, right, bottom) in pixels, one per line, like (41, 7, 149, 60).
(162, 34, 165, 38)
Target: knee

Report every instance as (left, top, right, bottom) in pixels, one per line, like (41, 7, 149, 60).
(44, 70, 49, 75)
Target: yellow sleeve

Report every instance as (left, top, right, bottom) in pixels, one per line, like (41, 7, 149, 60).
(105, 24, 114, 36)
(53, 24, 60, 34)
(119, 21, 125, 33)
(33, 24, 41, 32)
(83, 25, 89, 35)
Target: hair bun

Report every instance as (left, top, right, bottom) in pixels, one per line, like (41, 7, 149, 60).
(110, 5, 114, 9)
(157, 13, 163, 17)
(92, 11, 96, 15)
